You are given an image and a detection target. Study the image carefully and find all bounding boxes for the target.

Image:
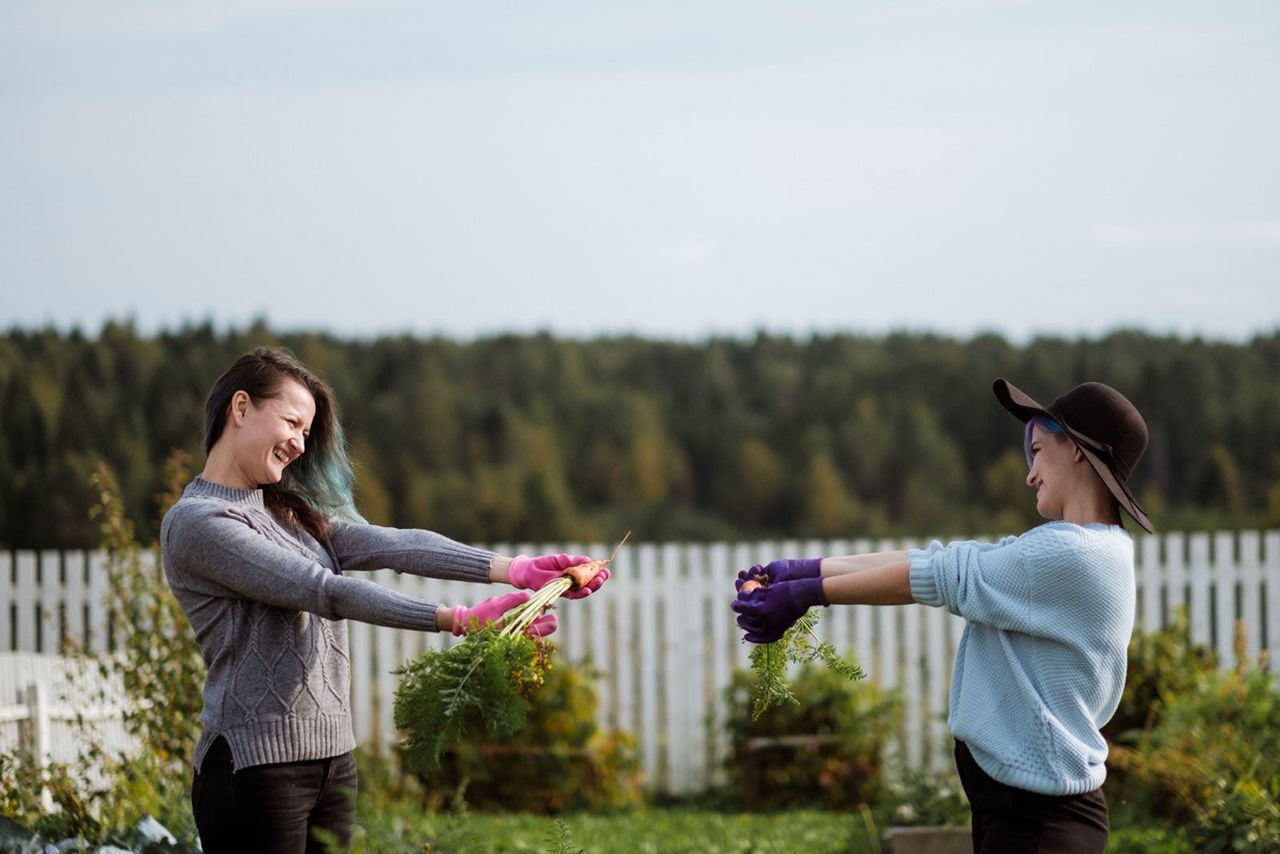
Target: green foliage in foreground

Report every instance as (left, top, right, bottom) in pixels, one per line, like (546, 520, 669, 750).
(394, 627, 552, 775)
(725, 665, 900, 810)
(416, 657, 643, 813)
(748, 609, 865, 719)
(345, 800, 1196, 854)
(350, 802, 886, 854)
(0, 456, 203, 846)
(1111, 660, 1280, 850)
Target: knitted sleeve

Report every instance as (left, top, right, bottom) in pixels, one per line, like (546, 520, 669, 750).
(907, 526, 1110, 639)
(165, 504, 443, 630)
(326, 521, 493, 582)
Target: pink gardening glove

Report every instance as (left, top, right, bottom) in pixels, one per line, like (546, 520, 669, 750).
(507, 553, 609, 600)
(450, 591, 558, 637)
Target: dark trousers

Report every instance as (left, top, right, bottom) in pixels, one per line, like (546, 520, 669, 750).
(954, 741, 1108, 854)
(192, 737, 358, 854)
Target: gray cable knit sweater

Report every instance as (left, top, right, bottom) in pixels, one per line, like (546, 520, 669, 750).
(160, 476, 495, 772)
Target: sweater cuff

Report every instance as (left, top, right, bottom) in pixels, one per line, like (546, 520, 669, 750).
(907, 549, 942, 606)
(377, 598, 441, 631)
(432, 542, 496, 583)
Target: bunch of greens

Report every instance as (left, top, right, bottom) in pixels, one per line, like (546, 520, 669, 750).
(394, 585, 562, 774)
(395, 535, 628, 773)
(748, 609, 865, 720)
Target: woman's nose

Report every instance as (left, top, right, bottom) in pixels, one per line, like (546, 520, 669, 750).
(1025, 466, 1036, 487)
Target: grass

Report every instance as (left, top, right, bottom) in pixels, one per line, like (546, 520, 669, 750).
(352, 802, 887, 853)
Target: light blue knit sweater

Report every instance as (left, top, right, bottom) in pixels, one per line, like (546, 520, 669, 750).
(907, 522, 1135, 796)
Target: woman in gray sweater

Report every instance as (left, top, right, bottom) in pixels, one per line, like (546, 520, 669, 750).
(161, 346, 606, 852)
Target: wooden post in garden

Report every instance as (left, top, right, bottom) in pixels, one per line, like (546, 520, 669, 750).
(24, 680, 55, 812)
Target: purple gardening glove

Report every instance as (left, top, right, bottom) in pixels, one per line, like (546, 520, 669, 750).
(451, 591, 558, 637)
(508, 553, 609, 600)
(731, 577, 828, 644)
(734, 558, 822, 593)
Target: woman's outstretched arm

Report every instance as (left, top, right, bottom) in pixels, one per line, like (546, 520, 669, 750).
(820, 553, 913, 605)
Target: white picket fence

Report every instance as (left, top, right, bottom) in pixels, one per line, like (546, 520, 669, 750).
(2, 532, 1278, 794)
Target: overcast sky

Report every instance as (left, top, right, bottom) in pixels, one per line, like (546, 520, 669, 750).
(2, 1, 1277, 343)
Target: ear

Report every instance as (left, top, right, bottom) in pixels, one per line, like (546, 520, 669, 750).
(1072, 444, 1086, 464)
(229, 390, 252, 426)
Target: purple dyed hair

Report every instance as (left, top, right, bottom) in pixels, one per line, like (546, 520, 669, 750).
(1023, 414, 1066, 468)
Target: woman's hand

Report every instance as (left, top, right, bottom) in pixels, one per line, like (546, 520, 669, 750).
(507, 553, 609, 599)
(449, 592, 558, 637)
(731, 577, 827, 644)
(734, 558, 822, 592)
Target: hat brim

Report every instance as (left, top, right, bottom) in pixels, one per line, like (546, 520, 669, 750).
(992, 378, 1154, 534)
(1075, 440, 1154, 533)
(993, 378, 1050, 424)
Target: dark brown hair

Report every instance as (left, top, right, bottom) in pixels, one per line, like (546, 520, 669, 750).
(204, 346, 361, 540)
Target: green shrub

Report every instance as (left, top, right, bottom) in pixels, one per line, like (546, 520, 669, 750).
(0, 454, 201, 846)
(411, 656, 643, 813)
(1110, 628, 1280, 851)
(88, 453, 205, 774)
(724, 664, 900, 810)
(1102, 608, 1217, 746)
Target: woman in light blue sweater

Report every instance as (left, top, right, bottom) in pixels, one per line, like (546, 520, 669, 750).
(733, 378, 1153, 853)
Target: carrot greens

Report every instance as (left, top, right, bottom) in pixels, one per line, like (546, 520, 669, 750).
(748, 610, 865, 720)
(394, 535, 628, 772)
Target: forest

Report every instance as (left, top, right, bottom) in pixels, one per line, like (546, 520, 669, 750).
(1, 321, 1276, 549)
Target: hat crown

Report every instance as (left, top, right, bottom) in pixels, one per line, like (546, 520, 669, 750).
(1049, 382, 1148, 478)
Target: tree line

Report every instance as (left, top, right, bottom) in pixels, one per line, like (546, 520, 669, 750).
(1, 321, 1276, 549)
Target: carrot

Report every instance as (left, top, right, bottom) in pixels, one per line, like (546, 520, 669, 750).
(565, 559, 607, 590)
(562, 531, 630, 589)
(495, 532, 632, 638)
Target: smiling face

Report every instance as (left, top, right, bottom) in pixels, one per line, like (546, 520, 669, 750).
(226, 379, 316, 488)
(1024, 421, 1082, 521)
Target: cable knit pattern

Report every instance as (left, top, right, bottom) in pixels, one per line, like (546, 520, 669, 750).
(908, 522, 1135, 796)
(161, 477, 495, 772)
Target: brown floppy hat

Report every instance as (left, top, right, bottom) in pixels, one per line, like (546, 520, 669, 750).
(993, 378, 1153, 534)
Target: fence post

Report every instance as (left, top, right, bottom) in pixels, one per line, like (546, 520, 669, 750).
(1266, 533, 1280, 670)
(1213, 532, 1239, 668)
(39, 551, 62, 655)
(0, 552, 11, 653)
(16, 553, 38, 652)
(1188, 535, 1212, 648)
(24, 680, 55, 812)
(708, 542, 731, 787)
(64, 551, 87, 653)
(1239, 532, 1262, 665)
(1138, 534, 1162, 631)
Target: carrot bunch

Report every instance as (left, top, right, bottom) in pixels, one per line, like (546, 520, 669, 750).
(394, 534, 628, 773)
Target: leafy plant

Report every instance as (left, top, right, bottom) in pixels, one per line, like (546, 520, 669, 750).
(748, 609, 865, 720)
(417, 655, 642, 813)
(544, 818, 586, 854)
(394, 624, 553, 775)
(395, 537, 628, 775)
(87, 452, 205, 773)
(1109, 624, 1280, 851)
(725, 664, 900, 809)
(1102, 607, 1217, 746)
(0, 453, 202, 846)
